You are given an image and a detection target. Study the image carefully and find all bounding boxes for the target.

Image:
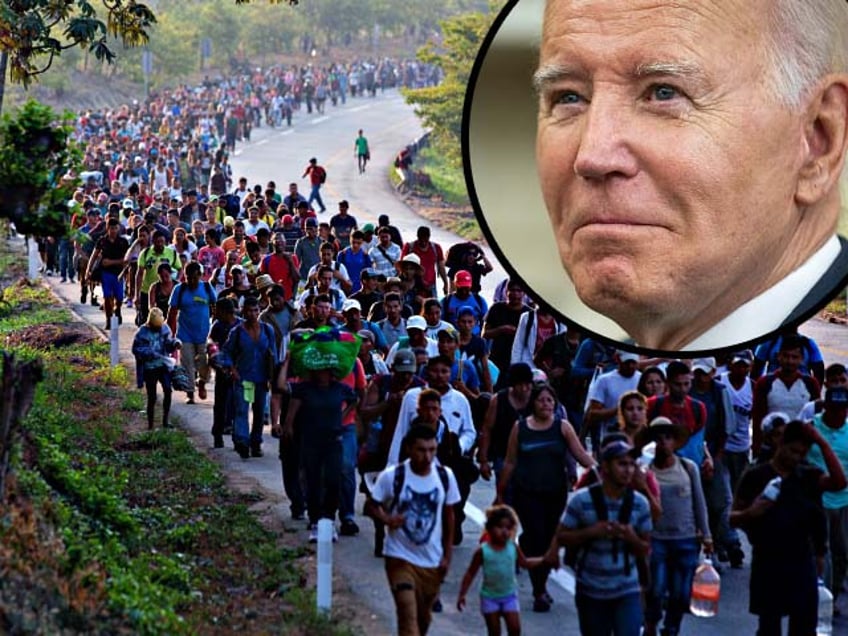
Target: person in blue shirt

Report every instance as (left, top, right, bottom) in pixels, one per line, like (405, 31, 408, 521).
(218, 296, 278, 459)
(168, 261, 217, 404)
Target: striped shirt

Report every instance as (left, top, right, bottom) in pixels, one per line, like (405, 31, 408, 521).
(561, 486, 652, 600)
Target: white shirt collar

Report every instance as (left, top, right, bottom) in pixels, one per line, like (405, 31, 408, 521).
(684, 235, 841, 351)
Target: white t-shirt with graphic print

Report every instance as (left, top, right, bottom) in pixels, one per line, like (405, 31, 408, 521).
(371, 459, 461, 568)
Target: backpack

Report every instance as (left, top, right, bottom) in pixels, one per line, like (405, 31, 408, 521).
(390, 461, 450, 514)
(573, 484, 636, 576)
(318, 167, 327, 184)
(176, 280, 215, 316)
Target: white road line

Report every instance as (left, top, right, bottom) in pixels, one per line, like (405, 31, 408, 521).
(233, 149, 242, 156)
(311, 116, 329, 125)
(279, 130, 294, 136)
(256, 139, 268, 146)
(348, 105, 372, 113)
(464, 500, 576, 595)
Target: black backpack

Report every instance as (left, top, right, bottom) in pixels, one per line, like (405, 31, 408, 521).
(390, 462, 450, 513)
(573, 484, 636, 576)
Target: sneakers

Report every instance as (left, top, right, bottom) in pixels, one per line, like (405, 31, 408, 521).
(125, 298, 133, 308)
(80, 288, 87, 304)
(213, 436, 224, 449)
(532, 597, 552, 613)
(90, 294, 98, 306)
(250, 444, 263, 458)
(115, 311, 123, 325)
(432, 598, 443, 613)
(197, 381, 207, 400)
(291, 508, 305, 521)
(729, 546, 744, 569)
(340, 519, 360, 536)
(234, 442, 250, 459)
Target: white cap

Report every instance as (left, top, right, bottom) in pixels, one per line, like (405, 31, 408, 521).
(342, 299, 361, 313)
(406, 315, 427, 331)
(618, 350, 639, 363)
(692, 357, 716, 374)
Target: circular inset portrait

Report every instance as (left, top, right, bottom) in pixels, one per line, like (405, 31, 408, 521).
(464, 0, 848, 354)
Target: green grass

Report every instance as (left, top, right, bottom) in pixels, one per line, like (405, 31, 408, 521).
(0, 244, 358, 635)
(415, 145, 471, 206)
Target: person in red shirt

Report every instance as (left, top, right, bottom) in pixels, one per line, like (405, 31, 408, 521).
(301, 157, 327, 213)
(647, 361, 712, 476)
(259, 233, 301, 301)
(401, 226, 449, 299)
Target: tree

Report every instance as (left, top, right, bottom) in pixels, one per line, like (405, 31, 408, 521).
(0, 99, 81, 236)
(402, 5, 497, 172)
(0, 0, 301, 113)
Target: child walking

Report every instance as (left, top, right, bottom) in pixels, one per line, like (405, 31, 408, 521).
(456, 505, 543, 635)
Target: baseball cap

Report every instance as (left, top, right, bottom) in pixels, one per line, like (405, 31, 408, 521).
(223, 216, 235, 228)
(617, 350, 639, 363)
(401, 253, 422, 269)
(692, 357, 716, 374)
(457, 305, 476, 318)
(437, 326, 459, 341)
(361, 223, 375, 233)
(825, 386, 848, 405)
(342, 299, 362, 313)
(305, 217, 318, 228)
(761, 411, 790, 434)
(454, 270, 472, 288)
(230, 264, 245, 273)
(122, 198, 135, 209)
(209, 194, 219, 202)
(407, 316, 427, 331)
(600, 439, 637, 462)
(393, 349, 417, 373)
(731, 350, 754, 365)
(282, 214, 294, 224)
(357, 329, 375, 343)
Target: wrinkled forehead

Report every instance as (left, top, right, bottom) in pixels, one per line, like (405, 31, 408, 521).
(540, 0, 767, 71)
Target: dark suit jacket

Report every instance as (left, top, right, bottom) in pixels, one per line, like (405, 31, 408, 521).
(784, 235, 848, 325)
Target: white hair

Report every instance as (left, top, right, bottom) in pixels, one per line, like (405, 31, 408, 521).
(766, 0, 848, 109)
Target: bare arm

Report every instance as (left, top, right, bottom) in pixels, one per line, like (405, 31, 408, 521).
(562, 419, 595, 468)
(496, 422, 519, 502)
(456, 547, 483, 612)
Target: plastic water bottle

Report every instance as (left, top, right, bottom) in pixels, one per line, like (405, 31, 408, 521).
(690, 557, 721, 617)
(817, 578, 833, 635)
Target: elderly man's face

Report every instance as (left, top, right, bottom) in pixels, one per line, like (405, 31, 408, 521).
(535, 0, 840, 349)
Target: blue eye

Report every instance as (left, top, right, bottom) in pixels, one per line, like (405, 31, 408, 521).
(555, 91, 582, 105)
(650, 85, 679, 101)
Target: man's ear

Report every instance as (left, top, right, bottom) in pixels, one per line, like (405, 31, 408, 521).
(796, 75, 848, 206)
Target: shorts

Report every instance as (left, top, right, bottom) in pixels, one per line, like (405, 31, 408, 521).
(481, 592, 520, 614)
(101, 271, 124, 300)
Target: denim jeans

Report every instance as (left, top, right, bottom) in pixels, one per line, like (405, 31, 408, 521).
(233, 380, 268, 447)
(645, 537, 701, 635)
(338, 425, 358, 522)
(308, 184, 325, 211)
(576, 591, 643, 636)
(302, 434, 343, 525)
(277, 392, 305, 517)
(703, 459, 740, 552)
(58, 238, 75, 280)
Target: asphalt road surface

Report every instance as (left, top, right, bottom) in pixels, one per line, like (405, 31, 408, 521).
(41, 88, 848, 635)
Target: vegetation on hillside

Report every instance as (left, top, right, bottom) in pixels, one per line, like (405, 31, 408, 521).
(0, 248, 356, 634)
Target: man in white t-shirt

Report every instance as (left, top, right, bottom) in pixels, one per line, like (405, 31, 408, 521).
(366, 425, 460, 636)
(717, 352, 754, 495)
(585, 350, 642, 448)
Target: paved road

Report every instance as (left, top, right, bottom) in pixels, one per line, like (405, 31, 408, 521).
(41, 89, 848, 634)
